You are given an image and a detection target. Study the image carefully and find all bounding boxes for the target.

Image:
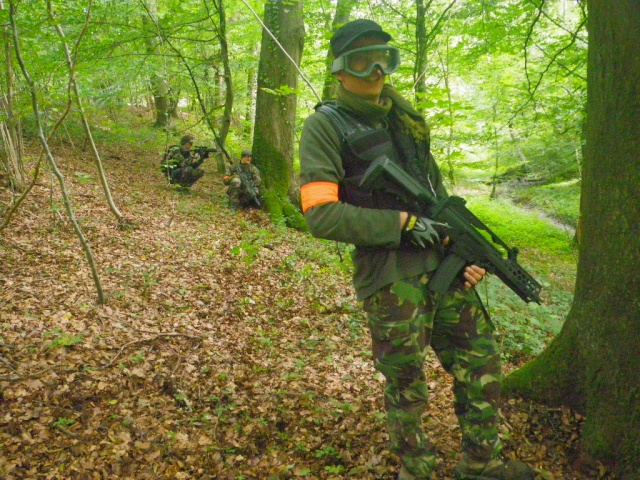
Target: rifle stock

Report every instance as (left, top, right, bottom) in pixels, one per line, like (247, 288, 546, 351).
(360, 157, 542, 304)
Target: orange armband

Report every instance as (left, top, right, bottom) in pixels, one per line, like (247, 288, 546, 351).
(300, 182, 339, 213)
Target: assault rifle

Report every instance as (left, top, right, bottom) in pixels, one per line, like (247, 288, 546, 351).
(360, 157, 542, 304)
(237, 169, 261, 207)
(193, 146, 217, 159)
(161, 145, 216, 167)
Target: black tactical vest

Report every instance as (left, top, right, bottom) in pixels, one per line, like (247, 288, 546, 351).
(316, 102, 432, 216)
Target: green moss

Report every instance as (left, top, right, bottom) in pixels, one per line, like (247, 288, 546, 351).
(502, 320, 585, 412)
(282, 202, 307, 232)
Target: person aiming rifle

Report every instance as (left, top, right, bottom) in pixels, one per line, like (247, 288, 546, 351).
(299, 19, 535, 480)
(223, 149, 262, 211)
(160, 134, 216, 188)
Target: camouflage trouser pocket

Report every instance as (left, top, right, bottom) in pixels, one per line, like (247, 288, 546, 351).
(364, 291, 428, 381)
(367, 315, 414, 343)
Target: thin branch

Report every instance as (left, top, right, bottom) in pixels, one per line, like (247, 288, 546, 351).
(501, 6, 587, 133)
(523, 0, 546, 97)
(9, 1, 105, 304)
(0, 355, 18, 371)
(46, 0, 129, 226)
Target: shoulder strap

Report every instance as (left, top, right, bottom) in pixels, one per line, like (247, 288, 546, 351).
(316, 103, 397, 165)
(315, 103, 369, 143)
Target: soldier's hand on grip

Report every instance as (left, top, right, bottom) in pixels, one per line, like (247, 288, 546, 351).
(401, 215, 450, 249)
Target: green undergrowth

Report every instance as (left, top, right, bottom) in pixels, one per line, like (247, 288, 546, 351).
(465, 195, 576, 258)
(457, 195, 576, 361)
(507, 180, 581, 228)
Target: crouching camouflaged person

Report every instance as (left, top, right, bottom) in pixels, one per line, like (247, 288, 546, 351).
(299, 19, 535, 480)
(161, 134, 207, 188)
(223, 149, 262, 211)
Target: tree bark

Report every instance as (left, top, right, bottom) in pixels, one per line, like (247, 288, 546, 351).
(503, 2, 640, 476)
(211, 0, 233, 174)
(1, 21, 26, 193)
(253, 0, 306, 229)
(414, 0, 428, 111)
(321, 0, 355, 101)
(142, 2, 170, 128)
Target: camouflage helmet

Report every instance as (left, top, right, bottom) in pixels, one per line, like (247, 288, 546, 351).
(180, 134, 195, 146)
(241, 149, 252, 158)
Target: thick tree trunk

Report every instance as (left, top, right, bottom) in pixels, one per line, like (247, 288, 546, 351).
(214, 0, 233, 174)
(414, 0, 428, 111)
(253, 0, 306, 229)
(244, 65, 257, 140)
(142, 6, 170, 128)
(504, 2, 640, 477)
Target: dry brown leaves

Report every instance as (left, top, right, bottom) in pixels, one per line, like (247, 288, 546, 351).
(0, 142, 611, 479)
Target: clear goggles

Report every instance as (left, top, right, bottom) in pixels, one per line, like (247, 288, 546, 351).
(331, 45, 400, 78)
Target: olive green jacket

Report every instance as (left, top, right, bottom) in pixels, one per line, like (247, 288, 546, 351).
(299, 98, 446, 300)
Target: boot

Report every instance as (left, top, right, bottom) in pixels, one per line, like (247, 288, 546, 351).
(398, 465, 418, 479)
(454, 454, 534, 480)
(398, 465, 429, 480)
(397, 451, 435, 480)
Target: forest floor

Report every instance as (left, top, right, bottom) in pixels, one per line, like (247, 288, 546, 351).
(0, 138, 612, 480)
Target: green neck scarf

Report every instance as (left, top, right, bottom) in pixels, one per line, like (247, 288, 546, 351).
(336, 84, 430, 142)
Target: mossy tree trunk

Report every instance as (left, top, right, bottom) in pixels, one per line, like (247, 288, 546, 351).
(503, 2, 640, 477)
(252, 0, 306, 230)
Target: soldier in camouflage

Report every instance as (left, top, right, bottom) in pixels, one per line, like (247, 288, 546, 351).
(223, 149, 262, 211)
(299, 19, 534, 480)
(160, 134, 207, 188)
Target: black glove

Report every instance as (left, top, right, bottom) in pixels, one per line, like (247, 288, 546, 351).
(402, 215, 450, 248)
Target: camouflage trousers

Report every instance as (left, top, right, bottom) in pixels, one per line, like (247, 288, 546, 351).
(363, 273, 503, 477)
(170, 166, 204, 187)
(227, 176, 259, 208)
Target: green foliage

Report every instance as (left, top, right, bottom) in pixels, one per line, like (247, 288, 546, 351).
(74, 172, 95, 184)
(230, 229, 274, 265)
(324, 465, 345, 474)
(43, 328, 84, 349)
(314, 445, 341, 459)
(52, 417, 75, 428)
(451, 194, 577, 361)
(129, 350, 145, 364)
(9, 0, 586, 204)
(478, 277, 566, 362)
